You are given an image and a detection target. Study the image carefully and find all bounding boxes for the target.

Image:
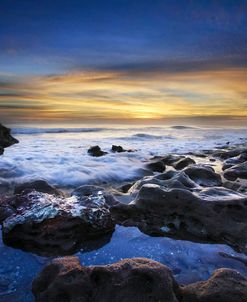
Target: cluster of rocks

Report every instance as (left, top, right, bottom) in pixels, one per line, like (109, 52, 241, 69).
(32, 257, 247, 302)
(0, 123, 18, 155)
(88, 145, 135, 157)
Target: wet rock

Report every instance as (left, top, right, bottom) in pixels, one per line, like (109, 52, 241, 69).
(2, 190, 115, 256)
(111, 185, 247, 253)
(182, 268, 247, 302)
(0, 123, 18, 155)
(173, 157, 196, 170)
(146, 160, 166, 172)
(213, 148, 247, 160)
(223, 161, 247, 181)
(87, 145, 108, 157)
(160, 154, 185, 165)
(118, 182, 135, 193)
(14, 180, 63, 196)
(183, 164, 222, 187)
(222, 153, 247, 170)
(32, 257, 181, 302)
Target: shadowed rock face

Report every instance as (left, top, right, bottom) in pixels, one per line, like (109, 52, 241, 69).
(1, 189, 115, 256)
(32, 257, 181, 302)
(0, 123, 18, 155)
(111, 184, 247, 253)
(224, 161, 247, 181)
(182, 268, 247, 302)
(14, 180, 64, 196)
(32, 257, 247, 302)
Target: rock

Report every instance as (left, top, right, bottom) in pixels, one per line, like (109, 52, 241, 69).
(112, 145, 126, 152)
(222, 153, 247, 170)
(173, 157, 196, 170)
(87, 145, 108, 157)
(14, 180, 63, 196)
(160, 154, 185, 165)
(0, 123, 18, 155)
(118, 182, 134, 193)
(223, 161, 247, 181)
(2, 190, 115, 256)
(213, 148, 247, 160)
(32, 257, 181, 302)
(183, 164, 222, 187)
(146, 160, 166, 172)
(111, 185, 247, 253)
(182, 268, 247, 302)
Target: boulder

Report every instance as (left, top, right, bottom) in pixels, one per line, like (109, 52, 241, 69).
(87, 145, 108, 157)
(213, 148, 247, 160)
(222, 153, 247, 170)
(111, 185, 247, 253)
(146, 160, 166, 172)
(32, 257, 181, 302)
(160, 154, 185, 165)
(0, 123, 18, 155)
(172, 157, 196, 170)
(223, 161, 247, 181)
(182, 268, 247, 302)
(2, 190, 115, 256)
(14, 180, 63, 196)
(183, 165, 222, 187)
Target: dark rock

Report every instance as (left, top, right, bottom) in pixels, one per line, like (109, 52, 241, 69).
(112, 145, 125, 152)
(0, 123, 18, 155)
(173, 157, 196, 170)
(183, 164, 222, 187)
(2, 190, 115, 256)
(119, 182, 135, 193)
(224, 161, 247, 181)
(222, 153, 247, 170)
(111, 185, 247, 253)
(88, 145, 108, 157)
(146, 160, 166, 172)
(182, 268, 247, 302)
(213, 148, 247, 160)
(32, 257, 181, 302)
(14, 180, 63, 196)
(160, 154, 185, 165)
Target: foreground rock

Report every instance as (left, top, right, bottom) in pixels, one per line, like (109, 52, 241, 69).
(32, 257, 247, 302)
(32, 257, 181, 302)
(0, 123, 18, 155)
(1, 189, 115, 256)
(182, 268, 247, 302)
(111, 184, 247, 253)
(88, 145, 108, 157)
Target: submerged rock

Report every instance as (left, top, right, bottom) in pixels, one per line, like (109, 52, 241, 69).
(87, 145, 108, 157)
(32, 257, 181, 302)
(2, 190, 115, 256)
(182, 268, 247, 302)
(111, 185, 247, 253)
(0, 123, 18, 155)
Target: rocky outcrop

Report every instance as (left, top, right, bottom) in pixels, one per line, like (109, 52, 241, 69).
(32, 257, 181, 302)
(111, 184, 247, 253)
(14, 180, 63, 196)
(182, 268, 247, 302)
(223, 161, 247, 181)
(87, 145, 108, 157)
(32, 257, 247, 302)
(172, 157, 196, 170)
(1, 189, 115, 256)
(146, 159, 166, 172)
(0, 123, 18, 155)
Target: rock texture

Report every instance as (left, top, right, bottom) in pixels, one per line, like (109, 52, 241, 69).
(182, 268, 247, 302)
(14, 180, 63, 196)
(32, 257, 247, 302)
(0, 123, 18, 155)
(32, 257, 181, 302)
(224, 161, 247, 181)
(111, 183, 247, 253)
(2, 189, 115, 256)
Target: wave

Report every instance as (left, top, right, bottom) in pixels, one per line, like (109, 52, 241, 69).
(171, 125, 196, 129)
(118, 133, 175, 140)
(12, 127, 106, 135)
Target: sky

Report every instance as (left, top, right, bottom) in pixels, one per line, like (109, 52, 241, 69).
(0, 0, 247, 126)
